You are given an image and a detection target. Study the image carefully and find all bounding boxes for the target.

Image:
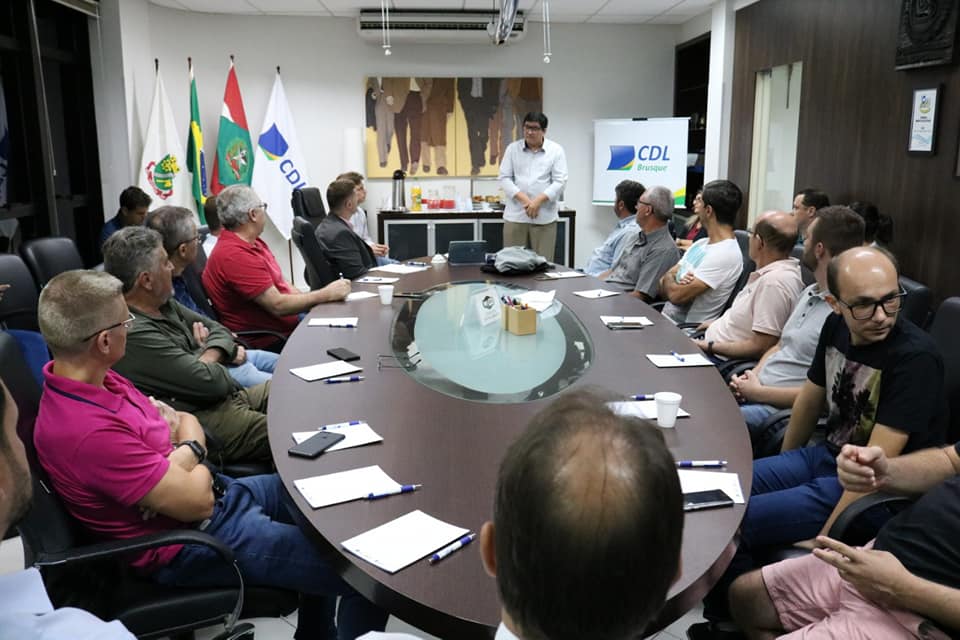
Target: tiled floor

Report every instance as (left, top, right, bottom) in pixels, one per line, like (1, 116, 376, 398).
(2, 534, 702, 639)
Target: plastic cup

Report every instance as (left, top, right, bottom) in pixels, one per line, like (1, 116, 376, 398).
(378, 285, 394, 305)
(654, 392, 682, 428)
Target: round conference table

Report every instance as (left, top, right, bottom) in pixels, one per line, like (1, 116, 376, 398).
(268, 263, 752, 639)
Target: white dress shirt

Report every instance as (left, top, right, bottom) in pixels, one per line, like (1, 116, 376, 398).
(498, 138, 568, 225)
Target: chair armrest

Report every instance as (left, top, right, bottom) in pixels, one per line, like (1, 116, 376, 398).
(826, 492, 915, 542)
(233, 329, 288, 343)
(720, 359, 758, 382)
(676, 322, 701, 331)
(32, 529, 233, 569)
(650, 301, 666, 312)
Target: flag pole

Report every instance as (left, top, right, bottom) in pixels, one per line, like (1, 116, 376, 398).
(288, 239, 296, 288)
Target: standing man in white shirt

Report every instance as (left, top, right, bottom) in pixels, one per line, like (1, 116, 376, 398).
(498, 112, 568, 263)
(0, 377, 136, 639)
(359, 390, 683, 640)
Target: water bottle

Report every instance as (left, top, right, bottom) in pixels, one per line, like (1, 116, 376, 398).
(391, 170, 406, 211)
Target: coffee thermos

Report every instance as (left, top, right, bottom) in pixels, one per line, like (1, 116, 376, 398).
(391, 170, 406, 211)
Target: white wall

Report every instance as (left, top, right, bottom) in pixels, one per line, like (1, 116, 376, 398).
(94, 3, 678, 278)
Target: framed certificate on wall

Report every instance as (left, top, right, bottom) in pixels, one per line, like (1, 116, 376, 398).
(908, 86, 941, 155)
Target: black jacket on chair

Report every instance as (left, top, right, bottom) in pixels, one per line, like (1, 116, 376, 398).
(315, 214, 377, 279)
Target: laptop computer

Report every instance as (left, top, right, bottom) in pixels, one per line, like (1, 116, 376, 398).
(448, 240, 488, 265)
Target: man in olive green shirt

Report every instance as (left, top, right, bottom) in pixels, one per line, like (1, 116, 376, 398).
(103, 226, 270, 465)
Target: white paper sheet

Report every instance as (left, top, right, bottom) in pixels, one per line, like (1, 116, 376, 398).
(345, 291, 379, 302)
(677, 469, 745, 503)
(355, 276, 399, 284)
(572, 289, 620, 299)
(341, 510, 471, 574)
(600, 315, 654, 327)
(294, 465, 401, 509)
(308, 317, 360, 327)
(289, 361, 362, 382)
(292, 421, 383, 451)
(646, 353, 714, 367)
(371, 263, 431, 275)
(515, 289, 556, 312)
(607, 400, 690, 420)
(540, 271, 586, 279)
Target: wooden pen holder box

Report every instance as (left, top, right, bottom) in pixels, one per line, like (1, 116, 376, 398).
(502, 304, 537, 335)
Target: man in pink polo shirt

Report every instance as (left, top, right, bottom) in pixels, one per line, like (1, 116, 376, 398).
(202, 184, 351, 350)
(34, 270, 387, 638)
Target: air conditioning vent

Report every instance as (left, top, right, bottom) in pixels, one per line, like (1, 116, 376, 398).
(358, 9, 527, 44)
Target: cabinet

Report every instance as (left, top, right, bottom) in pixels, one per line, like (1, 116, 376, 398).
(378, 210, 576, 266)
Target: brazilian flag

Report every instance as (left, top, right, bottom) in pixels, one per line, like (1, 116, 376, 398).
(186, 61, 207, 222)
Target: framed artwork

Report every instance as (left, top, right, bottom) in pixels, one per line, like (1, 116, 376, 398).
(907, 86, 941, 155)
(895, 0, 960, 70)
(364, 77, 542, 178)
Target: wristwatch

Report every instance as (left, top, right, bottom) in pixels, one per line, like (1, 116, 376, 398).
(707, 341, 716, 355)
(176, 440, 206, 464)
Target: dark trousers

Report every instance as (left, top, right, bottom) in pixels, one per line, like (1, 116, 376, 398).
(462, 105, 490, 170)
(394, 92, 422, 170)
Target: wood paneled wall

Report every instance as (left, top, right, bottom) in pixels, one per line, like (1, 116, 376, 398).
(728, 0, 960, 301)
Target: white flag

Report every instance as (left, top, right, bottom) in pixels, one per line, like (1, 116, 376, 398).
(251, 72, 309, 240)
(138, 68, 196, 215)
(0, 74, 8, 207)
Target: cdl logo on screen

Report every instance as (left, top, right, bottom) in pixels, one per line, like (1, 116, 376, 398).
(606, 145, 673, 170)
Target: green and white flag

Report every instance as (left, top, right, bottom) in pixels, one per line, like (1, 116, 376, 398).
(186, 59, 207, 221)
(210, 58, 253, 194)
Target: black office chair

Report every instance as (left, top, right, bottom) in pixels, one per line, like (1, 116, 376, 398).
(734, 229, 751, 259)
(929, 297, 960, 442)
(20, 237, 85, 288)
(291, 216, 339, 290)
(291, 187, 326, 224)
(790, 244, 815, 286)
(899, 275, 932, 329)
(0, 253, 41, 331)
(3, 333, 296, 639)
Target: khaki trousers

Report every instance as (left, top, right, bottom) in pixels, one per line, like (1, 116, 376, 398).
(194, 381, 272, 467)
(502, 220, 557, 262)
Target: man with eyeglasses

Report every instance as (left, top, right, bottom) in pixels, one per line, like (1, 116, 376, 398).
(498, 112, 568, 262)
(692, 246, 947, 638)
(202, 184, 351, 351)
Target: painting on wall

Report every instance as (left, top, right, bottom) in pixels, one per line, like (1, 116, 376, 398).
(364, 77, 543, 179)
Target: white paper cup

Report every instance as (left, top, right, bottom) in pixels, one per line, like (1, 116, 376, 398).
(378, 285, 395, 305)
(654, 392, 682, 428)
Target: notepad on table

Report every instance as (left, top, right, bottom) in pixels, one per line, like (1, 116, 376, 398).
(308, 317, 359, 327)
(538, 271, 586, 280)
(289, 360, 362, 382)
(371, 263, 430, 275)
(677, 469, 745, 503)
(292, 421, 383, 451)
(355, 276, 399, 284)
(294, 465, 401, 509)
(572, 289, 620, 299)
(646, 353, 714, 367)
(515, 289, 556, 312)
(600, 315, 653, 328)
(607, 400, 690, 420)
(342, 510, 471, 574)
(345, 291, 379, 302)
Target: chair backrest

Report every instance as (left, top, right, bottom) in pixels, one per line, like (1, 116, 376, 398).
(20, 237, 84, 288)
(899, 275, 931, 329)
(734, 229, 751, 259)
(291, 187, 326, 224)
(291, 216, 338, 290)
(0, 253, 41, 331)
(929, 297, 960, 442)
(789, 245, 816, 286)
(721, 254, 756, 314)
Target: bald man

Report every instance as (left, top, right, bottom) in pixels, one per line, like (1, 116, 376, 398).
(693, 211, 803, 361)
(695, 247, 947, 632)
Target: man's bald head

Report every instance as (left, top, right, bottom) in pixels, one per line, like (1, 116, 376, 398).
(754, 210, 798, 255)
(492, 390, 683, 640)
(827, 246, 899, 303)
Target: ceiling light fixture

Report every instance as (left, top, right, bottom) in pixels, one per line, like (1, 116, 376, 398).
(542, 0, 552, 63)
(381, 0, 392, 56)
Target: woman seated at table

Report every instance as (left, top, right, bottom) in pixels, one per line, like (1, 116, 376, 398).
(677, 191, 707, 251)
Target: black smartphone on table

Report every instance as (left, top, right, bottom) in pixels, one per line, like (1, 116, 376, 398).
(683, 489, 735, 512)
(327, 347, 360, 362)
(288, 431, 346, 459)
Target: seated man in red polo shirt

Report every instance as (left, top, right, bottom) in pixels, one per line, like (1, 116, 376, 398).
(202, 184, 350, 350)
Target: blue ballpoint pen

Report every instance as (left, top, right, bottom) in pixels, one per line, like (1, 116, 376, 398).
(671, 351, 686, 362)
(676, 460, 728, 468)
(324, 376, 364, 384)
(320, 421, 362, 430)
(366, 484, 422, 500)
(429, 533, 476, 564)
(407, 261, 428, 267)
(326, 324, 356, 328)
(631, 394, 655, 401)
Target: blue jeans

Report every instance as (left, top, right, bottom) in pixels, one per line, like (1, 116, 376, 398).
(153, 474, 388, 639)
(227, 349, 279, 388)
(740, 403, 777, 442)
(704, 443, 842, 620)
